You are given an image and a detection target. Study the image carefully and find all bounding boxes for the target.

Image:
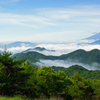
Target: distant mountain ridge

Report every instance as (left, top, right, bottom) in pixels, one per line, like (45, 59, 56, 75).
(13, 49, 100, 68)
(1, 32, 100, 49)
(85, 32, 100, 40)
(23, 47, 55, 52)
(90, 40, 100, 44)
(1, 41, 37, 48)
(85, 32, 100, 44)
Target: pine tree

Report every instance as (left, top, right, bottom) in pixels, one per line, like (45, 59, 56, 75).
(0, 50, 29, 96)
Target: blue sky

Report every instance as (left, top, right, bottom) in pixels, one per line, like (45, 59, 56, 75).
(1, 0, 100, 43)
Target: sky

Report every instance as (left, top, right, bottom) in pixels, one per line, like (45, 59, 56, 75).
(1, 0, 100, 43)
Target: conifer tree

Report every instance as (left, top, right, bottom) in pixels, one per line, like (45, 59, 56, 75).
(0, 50, 29, 96)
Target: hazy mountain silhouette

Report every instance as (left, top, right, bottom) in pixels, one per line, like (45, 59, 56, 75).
(85, 32, 100, 40)
(5, 41, 37, 48)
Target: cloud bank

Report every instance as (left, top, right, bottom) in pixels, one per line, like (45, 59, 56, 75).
(0, 41, 100, 55)
(2, 46, 33, 54)
(36, 43, 100, 56)
(35, 59, 100, 70)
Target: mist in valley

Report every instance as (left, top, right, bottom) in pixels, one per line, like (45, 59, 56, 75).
(35, 59, 100, 70)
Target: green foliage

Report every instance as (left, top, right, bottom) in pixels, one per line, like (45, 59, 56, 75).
(69, 73, 95, 99)
(34, 66, 73, 99)
(52, 65, 100, 79)
(0, 50, 29, 96)
(92, 79, 100, 98)
(71, 71, 83, 82)
(0, 96, 25, 100)
(13, 51, 58, 61)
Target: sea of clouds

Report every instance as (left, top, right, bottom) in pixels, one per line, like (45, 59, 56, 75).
(1, 40, 100, 70)
(1, 39, 100, 56)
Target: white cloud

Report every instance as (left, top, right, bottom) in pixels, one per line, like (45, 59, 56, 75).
(5, 41, 100, 56)
(34, 6, 100, 30)
(35, 59, 100, 70)
(36, 6, 100, 21)
(7, 46, 33, 54)
(36, 43, 100, 55)
(0, 13, 56, 28)
(1, 5, 100, 30)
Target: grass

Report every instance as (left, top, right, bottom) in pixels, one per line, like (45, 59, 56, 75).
(0, 96, 24, 100)
(0, 96, 49, 100)
(0, 95, 64, 100)
(35, 95, 64, 100)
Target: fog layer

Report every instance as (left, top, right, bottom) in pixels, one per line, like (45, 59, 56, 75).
(35, 59, 100, 70)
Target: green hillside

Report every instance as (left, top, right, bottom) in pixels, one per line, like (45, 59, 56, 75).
(52, 65, 100, 79)
(13, 49, 100, 65)
(13, 51, 58, 61)
(58, 49, 100, 64)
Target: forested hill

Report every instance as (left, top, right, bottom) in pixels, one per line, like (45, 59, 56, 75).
(13, 51, 58, 61)
(52, 65, 100, 79)
(13, 49, 100, 64)
(58, 49, 100, 64)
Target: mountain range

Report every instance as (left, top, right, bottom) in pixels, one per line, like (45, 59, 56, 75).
(11, 48, 100, 79)
(3, 33, 100, 79)
(12, 49, 100, 69)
